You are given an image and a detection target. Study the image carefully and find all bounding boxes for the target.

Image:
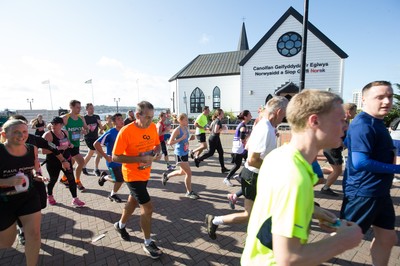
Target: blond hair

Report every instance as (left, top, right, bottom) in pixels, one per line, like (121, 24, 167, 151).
(287, 90, 343, 132)
(178, 113, 187, 121)
(1, 119, 27, 143)
(343, 103, 357, 112)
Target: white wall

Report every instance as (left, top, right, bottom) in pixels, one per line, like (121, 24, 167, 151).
(241, 16, 344, 114)
(171, 75, 241, 118)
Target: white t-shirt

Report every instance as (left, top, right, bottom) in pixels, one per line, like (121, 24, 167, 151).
(244, 117, 277, 173)
(391, 130, 400, 141)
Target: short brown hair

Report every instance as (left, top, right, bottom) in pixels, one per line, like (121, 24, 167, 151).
(362, 81, 392, 96)
(69, 100, 81, 108)
(287, 90, 343, 132)
(343, 103, 357, 112)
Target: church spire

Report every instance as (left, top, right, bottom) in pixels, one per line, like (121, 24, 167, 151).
(237, 22, 249, 51)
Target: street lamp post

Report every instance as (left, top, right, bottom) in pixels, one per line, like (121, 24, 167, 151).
(27, 98, 34, 110)
(114, 98, 120, 112)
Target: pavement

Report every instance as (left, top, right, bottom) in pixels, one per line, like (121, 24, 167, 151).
(1, 144, 400, 266)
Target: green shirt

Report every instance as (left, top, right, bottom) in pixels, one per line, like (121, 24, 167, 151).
(64, 114, 84, 148)
(241, 144, 318, 265)
(195, 113, 208, 135)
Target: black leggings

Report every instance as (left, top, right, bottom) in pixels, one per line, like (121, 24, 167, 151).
(198, 135, 225, 168)
(46, 159, 77, 198)
(226, 153, 247, 180)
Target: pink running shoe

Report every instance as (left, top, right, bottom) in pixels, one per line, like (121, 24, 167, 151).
(72, 197, 85, 207)
(47, 195, 57, 205)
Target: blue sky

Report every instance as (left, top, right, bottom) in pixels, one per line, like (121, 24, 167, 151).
(1, 0, 399, 111)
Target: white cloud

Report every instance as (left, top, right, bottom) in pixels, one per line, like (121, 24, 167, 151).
(97, 56, 124, 69)
(0, 56, 171, 111)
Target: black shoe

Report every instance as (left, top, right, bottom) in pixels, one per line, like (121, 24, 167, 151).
(98, 171, 107, 186)
(185, 191, 200, 200)
(95, 169, 101, 177)
(194, 158, 200, 168)
(162, 172, 169, 186)
(114, 222, 130, 241)
(320, 187, 339, 197)
(82, 168, 90, 175)
(109, 194, 122, 203)
(143, 241, 163, 259)
(17, 231, 25, 246)
(205, 214, 218, 240)
(221, 167, 229, 173)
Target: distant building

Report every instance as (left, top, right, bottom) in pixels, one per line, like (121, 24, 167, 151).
(169, 6, 348, 116)
(352, 91, 363, 109)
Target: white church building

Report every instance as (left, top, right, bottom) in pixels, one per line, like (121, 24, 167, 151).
(169, 6, 348, 116)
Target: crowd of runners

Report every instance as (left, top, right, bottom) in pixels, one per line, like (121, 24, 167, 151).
(0, 80, 399, 265)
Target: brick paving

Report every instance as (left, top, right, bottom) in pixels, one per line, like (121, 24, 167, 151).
(1, 144, 400, 265)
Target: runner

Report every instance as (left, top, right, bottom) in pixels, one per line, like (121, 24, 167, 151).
(31, 114, 46, 137)
(42, 117, 85, 207)
(0, 119, 42, 266)
(112, 101, 163, 259)
(223, 110, 252, 186)
(194, 108, 229, 173)
(161, 113, 199, 199)
(94, 113, 125, 203)
(82, 103, 103, 176)
(205, 96, 288, 240)
(156, 112, 174, 171)
(241, 89, 362, 265)
(190, 106, 210, 159)
(60, 100, 88, 191)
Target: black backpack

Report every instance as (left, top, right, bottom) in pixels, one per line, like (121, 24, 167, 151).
(390, 117, 400, 130)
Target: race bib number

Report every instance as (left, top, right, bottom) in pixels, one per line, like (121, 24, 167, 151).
(71, 131, 81, 141)
(59, 137, 69, 148)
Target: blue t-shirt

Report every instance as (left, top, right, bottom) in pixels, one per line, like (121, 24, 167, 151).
(97, 128, 122, 168)
(174, 127, 190, 156)
(344, 112, 394, 197)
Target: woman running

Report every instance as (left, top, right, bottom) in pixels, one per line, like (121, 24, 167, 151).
(194, 108, 229, 173)
(31, 114, 46, 137)
(223, 110, 252, 187)
(0, 119, 42, 266)
(162, 113, 199, 199)
(42, 117, 85, 207)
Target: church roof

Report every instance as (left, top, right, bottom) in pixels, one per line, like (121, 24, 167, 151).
(239, 6, 348, 66)
(169, 50, 249, 82)
(275, 81, 299, 94)
(238, 22, 249, 51)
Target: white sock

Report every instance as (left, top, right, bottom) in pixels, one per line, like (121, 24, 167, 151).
(144, 238, 153, 245)
(213, 216, 224, 225)
(110, 190, 115, 196)
(118, 221, 126, 229)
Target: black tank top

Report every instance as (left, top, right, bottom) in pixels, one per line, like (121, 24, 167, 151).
(35, 121, 45, 129)
(34, 121, 45, 136)
(0, 143, 35, 196)
(47, 131, 71, 161)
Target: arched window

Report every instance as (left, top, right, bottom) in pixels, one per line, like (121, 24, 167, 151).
(213, 86, 221, 109)
(190, 87, 205, 113)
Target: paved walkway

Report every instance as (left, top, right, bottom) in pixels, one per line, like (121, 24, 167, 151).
(1, 146, 400, 265)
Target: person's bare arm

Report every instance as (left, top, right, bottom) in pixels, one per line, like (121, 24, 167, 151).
(273, 221, 362, 265)
(247, 152, 263, 169)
